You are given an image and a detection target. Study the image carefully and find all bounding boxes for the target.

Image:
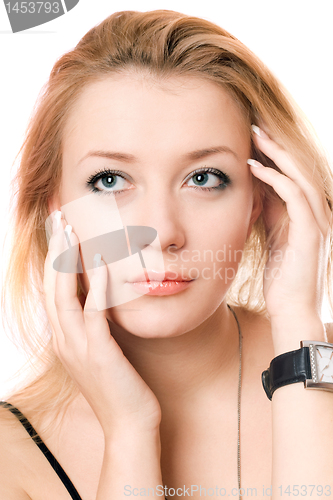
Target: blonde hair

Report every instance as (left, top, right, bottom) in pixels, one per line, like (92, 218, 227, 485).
(2, 9, 333, 434)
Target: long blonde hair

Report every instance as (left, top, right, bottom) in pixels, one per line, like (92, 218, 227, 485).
(2, 9, 333, 433)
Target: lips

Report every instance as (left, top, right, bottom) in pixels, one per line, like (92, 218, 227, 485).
(127, 270, 194, 283)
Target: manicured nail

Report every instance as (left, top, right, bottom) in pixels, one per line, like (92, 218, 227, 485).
(247, 159, 262, 167)
(251, 124, 269, 139)
(64, 225, 72, 247)
(52, 210, 62, 233)
(93, 253, 101, 273)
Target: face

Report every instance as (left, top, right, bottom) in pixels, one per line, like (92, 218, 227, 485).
(50, 73, 261, 338)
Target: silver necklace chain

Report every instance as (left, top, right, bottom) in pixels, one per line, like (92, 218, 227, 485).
(227, 304, 242, 500)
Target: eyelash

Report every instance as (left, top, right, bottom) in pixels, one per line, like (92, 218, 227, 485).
(86, 167, 231, 195)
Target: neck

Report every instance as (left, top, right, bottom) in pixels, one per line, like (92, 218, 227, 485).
(108, 301, 241, 411)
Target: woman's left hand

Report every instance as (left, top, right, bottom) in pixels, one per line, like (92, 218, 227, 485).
(248, 125, 332, 340)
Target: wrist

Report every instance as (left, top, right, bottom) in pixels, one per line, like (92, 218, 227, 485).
(105, 427, 162, 465)
(103, 427, 163, 485)
(105, 424, 161, 445)
(270, 314, 326, 356)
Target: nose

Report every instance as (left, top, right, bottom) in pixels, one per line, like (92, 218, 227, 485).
(132, 189, 185, 253)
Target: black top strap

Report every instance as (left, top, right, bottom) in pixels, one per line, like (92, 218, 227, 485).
(0, 401, 82, 500)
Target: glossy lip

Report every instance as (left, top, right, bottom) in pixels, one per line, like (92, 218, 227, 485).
(127, 280, 194, 296)
(127, 270, 194, 283)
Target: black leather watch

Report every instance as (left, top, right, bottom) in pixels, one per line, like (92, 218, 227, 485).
(262, 340, 333, 400)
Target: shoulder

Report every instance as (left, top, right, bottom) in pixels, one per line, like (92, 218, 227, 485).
(0, 404, 31, 498)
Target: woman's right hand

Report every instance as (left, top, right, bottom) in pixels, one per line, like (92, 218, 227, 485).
(43, 211, 162, 437)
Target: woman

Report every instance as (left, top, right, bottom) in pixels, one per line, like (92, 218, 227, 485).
(1, 9, 333, 500)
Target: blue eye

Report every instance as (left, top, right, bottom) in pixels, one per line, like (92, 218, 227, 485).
(185, 167, 231, 191)
(86, 167, 231, 195)
(86, 169, 131, 195)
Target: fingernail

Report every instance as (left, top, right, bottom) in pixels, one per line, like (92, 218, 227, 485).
(52, 210, 62, 233)
(93, 253, 101, 274)
(251, 124, 269, 139)
(247, 159, 262, 167)
(64, 225, 72, 247)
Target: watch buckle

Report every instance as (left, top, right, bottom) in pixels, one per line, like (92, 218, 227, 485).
(261, 370, 272, 400)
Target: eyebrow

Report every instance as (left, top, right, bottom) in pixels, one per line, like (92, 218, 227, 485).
(77, 145, 239, 167)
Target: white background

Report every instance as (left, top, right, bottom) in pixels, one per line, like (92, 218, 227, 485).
(1, 0, 333, 397)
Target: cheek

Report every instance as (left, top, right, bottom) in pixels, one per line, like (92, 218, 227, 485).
(190, 190, 253, 250)
(182, 193, 252, 283)
(59, 191, 139, 307)
(185, 226, 248, 287)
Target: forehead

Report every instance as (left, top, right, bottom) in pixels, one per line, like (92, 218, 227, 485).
(62, 73, 250, 164)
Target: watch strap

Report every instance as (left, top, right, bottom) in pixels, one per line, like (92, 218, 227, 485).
(262, 346, 312, 400)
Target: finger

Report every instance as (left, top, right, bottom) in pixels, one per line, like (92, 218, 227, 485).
(83, 256, 121, 357)
(248, 160, 321, 247)
(43, 211, 68, 349)
(251, 125, 331, 236)
(54, 223, 86, 347)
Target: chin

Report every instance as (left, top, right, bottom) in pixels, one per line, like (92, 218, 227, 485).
(106, 309, 187, 339)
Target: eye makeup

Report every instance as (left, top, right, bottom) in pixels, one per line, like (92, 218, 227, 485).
(85, 166, 231, 196)
(183, 167, 231, 192)
(86, 169, 132, 196)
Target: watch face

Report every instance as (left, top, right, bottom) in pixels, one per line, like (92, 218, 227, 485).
(314, 346, 333, 382)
